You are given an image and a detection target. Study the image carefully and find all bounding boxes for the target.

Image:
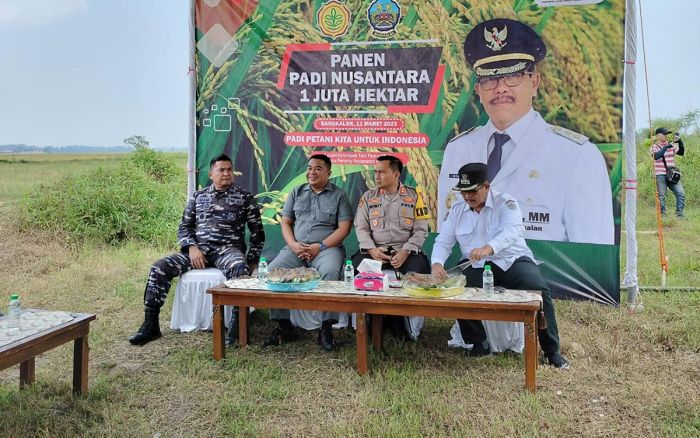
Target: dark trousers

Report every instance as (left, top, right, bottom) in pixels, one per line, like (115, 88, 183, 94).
(143, 247, 248, 308)
(351, 250, 430, 336)
(458, 256, 560, 354)
(351, 251, 430, 275)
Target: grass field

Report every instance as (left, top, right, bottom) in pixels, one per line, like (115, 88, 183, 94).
(0, 154, 698, 437)
(0, 154, 130, 209)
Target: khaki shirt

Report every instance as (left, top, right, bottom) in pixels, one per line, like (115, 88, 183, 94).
(281, 182, 354, 244)
(354, 184, 430, 253)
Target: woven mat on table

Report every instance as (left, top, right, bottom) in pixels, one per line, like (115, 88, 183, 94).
(224, 279, 542, 304)
(0, 310, 75, 347)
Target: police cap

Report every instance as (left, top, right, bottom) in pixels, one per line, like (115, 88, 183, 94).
(452, 163, 488, 191)
(464, 18, 547, 78)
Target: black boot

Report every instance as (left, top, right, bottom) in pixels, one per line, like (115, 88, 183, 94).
(317, 320, 335, 352)
(225, 307, 239, 347)
(129, 306, 162, 346)
(263, 319, 299, 347)
(386, 315, 411, 341)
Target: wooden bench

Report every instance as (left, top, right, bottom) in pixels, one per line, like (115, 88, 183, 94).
(208, 281, 542, 391)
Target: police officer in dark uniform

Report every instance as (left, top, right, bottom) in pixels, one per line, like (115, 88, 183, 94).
(129, 154, 265, 346)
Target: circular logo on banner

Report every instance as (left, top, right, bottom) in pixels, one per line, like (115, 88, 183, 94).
(367, 0, 401, 38)
(317, 1, 351, 40)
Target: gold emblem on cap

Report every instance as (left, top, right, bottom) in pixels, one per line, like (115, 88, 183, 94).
(484, 25, 507, 51)
(461, 176, 471, 185)
(529, 170, 539, 178)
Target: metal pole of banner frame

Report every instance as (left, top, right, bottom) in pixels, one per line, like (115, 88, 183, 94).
(623, 0, 642, 312)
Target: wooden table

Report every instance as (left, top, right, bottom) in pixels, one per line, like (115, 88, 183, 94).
(208, 283, 542, 391)
(0, 312, 96, 395)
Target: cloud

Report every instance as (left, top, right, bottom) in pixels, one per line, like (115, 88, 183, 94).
(0, 0, 88, 28)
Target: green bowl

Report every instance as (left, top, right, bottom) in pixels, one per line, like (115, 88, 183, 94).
(266, 279, 320, 293)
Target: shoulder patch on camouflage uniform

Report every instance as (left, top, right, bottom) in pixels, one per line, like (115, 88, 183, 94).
(358, 197, 365, 209)
(447, 126, 479, 144)
(548, 125, 588, 145)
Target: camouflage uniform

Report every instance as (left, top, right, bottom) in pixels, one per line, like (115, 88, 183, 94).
(143, 184, 264, 308)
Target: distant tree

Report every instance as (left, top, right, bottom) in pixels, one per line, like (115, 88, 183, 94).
(678, 109, 700, 135)
(124, 135, 150, 151)
(638, 117, 680, 141)
(639, 109, 699, 140)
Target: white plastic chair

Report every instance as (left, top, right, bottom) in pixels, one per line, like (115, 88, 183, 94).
(170, 268, 232, 332)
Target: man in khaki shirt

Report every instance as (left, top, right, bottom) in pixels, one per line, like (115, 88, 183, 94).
(352, 155, 431, 339)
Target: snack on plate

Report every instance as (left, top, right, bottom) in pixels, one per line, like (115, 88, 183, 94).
(266, 267, 321, 283)
(402, 272, 466, 298)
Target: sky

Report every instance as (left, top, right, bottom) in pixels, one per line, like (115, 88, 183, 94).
(0, 0, 190, 148)
(0, 0, 697, 148)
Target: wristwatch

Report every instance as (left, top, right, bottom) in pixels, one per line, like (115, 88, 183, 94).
(319, 242, 328, 251)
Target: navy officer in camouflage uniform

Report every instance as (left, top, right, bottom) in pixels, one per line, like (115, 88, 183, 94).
(264, 154, 353, 351)
(352, 155, 431, 340)
(129, 153, 265, 346)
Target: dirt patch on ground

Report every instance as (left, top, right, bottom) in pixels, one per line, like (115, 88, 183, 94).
(0, 218, 72, 287)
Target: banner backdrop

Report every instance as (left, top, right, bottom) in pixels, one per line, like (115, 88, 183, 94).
(194, 0, 624, 303)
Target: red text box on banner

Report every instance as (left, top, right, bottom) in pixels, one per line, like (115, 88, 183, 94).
(284, 132, 429, 148)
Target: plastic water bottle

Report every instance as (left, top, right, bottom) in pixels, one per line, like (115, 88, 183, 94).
(257, 257, 268, 281)
(344, 260, 354, 287)
(482, 265, 494, 295)
(7, 294, 21, 328)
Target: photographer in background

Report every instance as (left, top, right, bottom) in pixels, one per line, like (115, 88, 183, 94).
(650, 127, 685, 218)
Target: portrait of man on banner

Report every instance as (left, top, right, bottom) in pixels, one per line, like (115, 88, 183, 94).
(438, 18, 615, 246)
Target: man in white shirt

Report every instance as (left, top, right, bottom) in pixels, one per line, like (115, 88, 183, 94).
(437, 18, 613, 245)
(432, 163, 568, 368)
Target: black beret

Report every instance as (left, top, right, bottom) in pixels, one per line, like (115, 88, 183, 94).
(452, 163, 488, 191)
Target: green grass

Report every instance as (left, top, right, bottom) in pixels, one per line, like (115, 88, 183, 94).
(15, 151, 186, 246)
(654, 401, 700, 437)
(0, 153, 699, 436)
(0, 154, 127, 209)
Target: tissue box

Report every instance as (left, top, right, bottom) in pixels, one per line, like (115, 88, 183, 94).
(353, 273, 388, 291)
